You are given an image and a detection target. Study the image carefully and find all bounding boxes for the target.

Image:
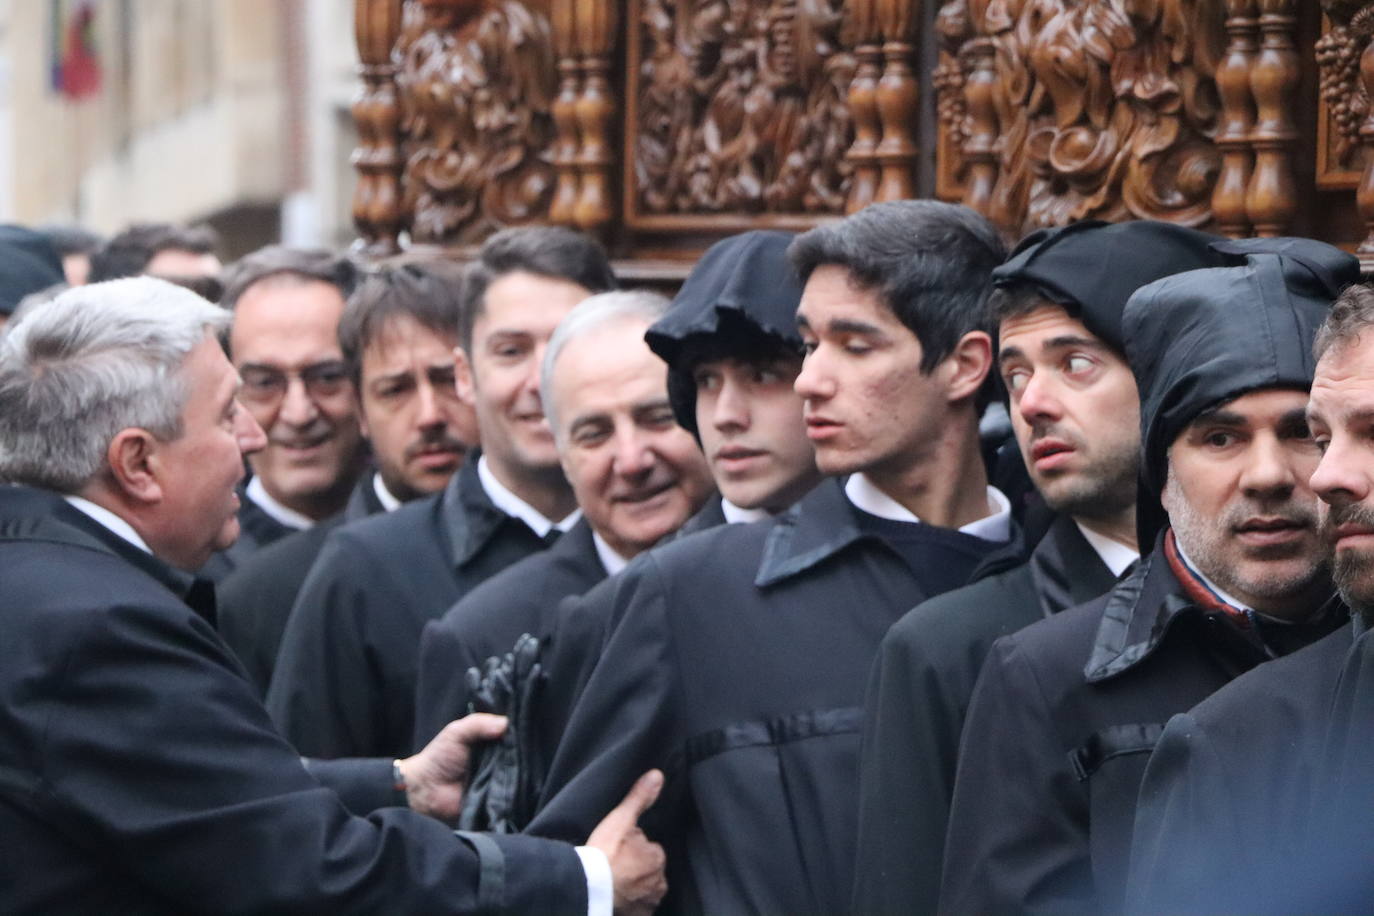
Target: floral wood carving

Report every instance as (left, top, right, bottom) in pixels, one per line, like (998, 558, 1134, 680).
(632, 0, 857, 219)
(937, 0, 1230, 237)
(394, 0, 558, 245)
(1317, 2, 1374, 174)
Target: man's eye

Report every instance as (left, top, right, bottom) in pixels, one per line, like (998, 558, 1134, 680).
(754, 368, 781, 385)
(1002, 370, 1028, 392)
(1204, 431, 1237, 448)
(801, 340, 818, 355)
(695, 371, 720, 392)
(1065, 355, 1095, 375)
(843, 339, 872, 355)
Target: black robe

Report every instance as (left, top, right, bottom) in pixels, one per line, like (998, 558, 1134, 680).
(528, 477, 1010, 914)
(412, 518, 606, 749)
(216, 472, 386, 696)
(0, 486, 587, 915)
(267, 453, 550, 758)
(940, 537, 1343, 915)
(853, 514, 1119, 915)
(1126, 620, 1365, 915)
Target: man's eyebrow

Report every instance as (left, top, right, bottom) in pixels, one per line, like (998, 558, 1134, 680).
(1042, 334, 1105, 351)
(1189, 407, 1247, 428)
(997, 344, 1026, 364)
(826, 318, 884, 337)
(1310, 405, 1374, 426)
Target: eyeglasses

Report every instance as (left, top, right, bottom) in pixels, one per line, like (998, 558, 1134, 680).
(238, 361, 352, 407)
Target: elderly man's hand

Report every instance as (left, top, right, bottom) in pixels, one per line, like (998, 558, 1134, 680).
(396, 713, 507, 822)
(587, 770, 669, 916)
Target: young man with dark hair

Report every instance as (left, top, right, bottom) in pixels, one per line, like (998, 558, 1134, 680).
(525, 201, 1010, 915)
(204, 246, 367, 578)
(269, 226, 616, 760)
(217, 260, 479, 694)
(940, 240, 1357, 916)
(851, 220, 1232, 916)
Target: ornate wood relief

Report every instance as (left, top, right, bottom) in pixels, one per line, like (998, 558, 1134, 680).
(627, 0, 857, 228)
(1319, 1, 1374, 255)
(394, 0, 558, 245)
(352, 0, 405, 256)
(936, 0, 1231, 237)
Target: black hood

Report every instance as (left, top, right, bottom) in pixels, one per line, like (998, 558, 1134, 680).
(1123, 237, 1360, 545)
(0, 225, 64, 315)
(992, 219, 1228, 352)
(645, 230, 803, 435)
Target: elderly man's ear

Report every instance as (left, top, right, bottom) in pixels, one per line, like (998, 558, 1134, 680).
(104, 428, 164, 504)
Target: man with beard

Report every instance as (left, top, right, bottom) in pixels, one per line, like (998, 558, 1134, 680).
(1125, 282, 1374, 915)
(217, 261, 480, 695)
(269, 227, 616, 759)
(411, 291, 714, 763)
(852, 220, 1235, 916)
(525, 201, 1011, 915)
(939, 240, 1357, 916)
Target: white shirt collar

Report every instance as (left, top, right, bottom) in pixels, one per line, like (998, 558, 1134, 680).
(721, 498, 770, 525)
(1172, 535, 1252, 612)
(1074, 522, 1139, 577)
(477, 455, 580, 537)
(64, 495, 152, 554)
(245, 476, 314, 530)
(843, 473, 1012, 543)
(373, 473, 403, 513)
(592, 531, 631, 577)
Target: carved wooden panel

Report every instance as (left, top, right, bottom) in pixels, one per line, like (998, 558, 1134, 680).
(625, 0, 858, 230)
(1316, 5, 1373, 187)
(394, 0, 559, 245)
(935, 0, 1235, 237)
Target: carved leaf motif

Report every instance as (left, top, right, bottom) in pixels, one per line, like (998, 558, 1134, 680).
(396, 0, 558, 244)
(633, 0, 855, 215)
(944, 0, 1226, 233)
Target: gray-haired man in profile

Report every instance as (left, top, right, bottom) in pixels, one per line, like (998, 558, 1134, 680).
(0, 277, 666, 915)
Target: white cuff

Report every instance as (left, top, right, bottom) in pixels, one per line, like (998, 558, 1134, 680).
(576, 845, 613, 916)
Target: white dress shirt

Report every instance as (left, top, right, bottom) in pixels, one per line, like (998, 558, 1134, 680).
(843, 473, 1013, 543)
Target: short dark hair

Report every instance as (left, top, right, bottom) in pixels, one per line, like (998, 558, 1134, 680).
(86, 222, 220, 283)
(39, 224, 103, 257)
(459, 226, 617, 351)
(338, 260, 468, 386)
(1315, 282, 1374, 362)
(987, 281, 1057, 328)
(219, 245, 359, 311)
(787, 200, 1006, 373)
(672, 318, 804, 374)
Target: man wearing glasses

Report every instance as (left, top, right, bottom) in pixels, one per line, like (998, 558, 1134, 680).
(207, 246, 367, 577)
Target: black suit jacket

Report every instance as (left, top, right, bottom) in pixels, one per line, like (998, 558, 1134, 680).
(217, 473, 387, 696)
(198, 482, 302, 580)
(413, 518, 606, 749)
(267, 454, 550, 758)
(0, 485, 586, 915)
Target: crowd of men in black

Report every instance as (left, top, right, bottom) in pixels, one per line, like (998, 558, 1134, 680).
(2, 203, 1374, 913)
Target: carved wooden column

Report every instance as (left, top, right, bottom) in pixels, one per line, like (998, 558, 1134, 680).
(573, 0, 618, 232)
(960, 36, 999, 218)
(549, 0, 582, 226)
(1245, 0, 1299, 236)
(351, 0, 404, 256)
(1213, 0, 1258, 237)
(874, 0, 921, 201)
(845, 0, 883, 213)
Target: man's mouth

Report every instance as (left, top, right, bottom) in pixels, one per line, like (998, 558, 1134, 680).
(1234, 516, 1309, 546)
(272, 430, 332, 453)
(1331, 522, 1374, 549)
(715, 446, 767, 468)
(613, 480, 675, 506)
(805, 416, 842, 440)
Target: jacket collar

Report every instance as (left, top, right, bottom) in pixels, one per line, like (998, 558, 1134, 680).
(1082, 544, 1185, 682)
(440, 450, 537, 569)
(0, 485, 217, 624)
(755, 477, 875, 587)
(1028, 514, 1121, 619)
(345, 469, 388, 521)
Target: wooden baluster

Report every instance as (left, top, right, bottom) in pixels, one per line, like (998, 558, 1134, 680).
(549, 0, 581, 226)
(1355, 19, 1374, 261)
(573, 0, 618, 232)
(1245, 0, 1299, 237)
(874, 0, 920, 201)
(351, 0, 404, 256)
(960, 36, 999, 218)
(845, 0, 882, 213)
(1212, 0, 1258, 237)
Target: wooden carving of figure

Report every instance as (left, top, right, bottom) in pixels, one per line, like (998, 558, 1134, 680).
(397, 0, 556, 244)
